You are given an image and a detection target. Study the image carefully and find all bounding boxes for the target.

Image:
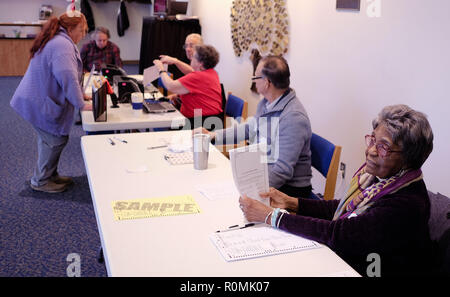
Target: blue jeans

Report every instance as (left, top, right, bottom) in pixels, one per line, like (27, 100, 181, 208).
(31, 126, 69, 187)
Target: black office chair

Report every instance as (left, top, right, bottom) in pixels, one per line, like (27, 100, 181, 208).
(428, 190, 450, 276)
(220, 83, 227, 127)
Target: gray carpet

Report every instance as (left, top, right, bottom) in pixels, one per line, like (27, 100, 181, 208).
(0, 76, 109, 276)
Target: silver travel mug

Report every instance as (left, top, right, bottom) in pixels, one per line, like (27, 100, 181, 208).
(193, 134, 210, 170)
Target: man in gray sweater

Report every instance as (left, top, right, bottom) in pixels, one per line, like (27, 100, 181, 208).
(198, 56, 313, 197)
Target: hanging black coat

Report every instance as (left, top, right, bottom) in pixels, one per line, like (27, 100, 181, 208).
(117, 0, 130, 37)
(81, 0, 95, 32)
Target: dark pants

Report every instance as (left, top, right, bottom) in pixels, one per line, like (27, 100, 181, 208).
(278, 184, 314, 199)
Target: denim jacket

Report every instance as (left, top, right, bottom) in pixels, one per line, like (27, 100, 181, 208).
(11, 28, 85, 136)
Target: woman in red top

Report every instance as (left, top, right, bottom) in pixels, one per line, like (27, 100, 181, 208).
(153, 45, 223, 130)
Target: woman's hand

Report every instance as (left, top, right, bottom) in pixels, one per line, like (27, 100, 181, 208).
(167, 94, 178, 101)
(239, 195, 273, 223)
(259, 187, 298, 212)
(82, 102, 92, 111)
(167, 94, 180, 106)
(153, 59, 164, 72)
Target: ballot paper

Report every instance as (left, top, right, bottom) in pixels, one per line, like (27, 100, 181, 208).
(143, 64, 168, 88)
(229, 143, 270, 205)
(210, 225, 321, 262)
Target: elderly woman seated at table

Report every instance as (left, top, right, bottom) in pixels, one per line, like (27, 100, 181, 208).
(239, 104, 434, 276)
(153, 44, 223, 130)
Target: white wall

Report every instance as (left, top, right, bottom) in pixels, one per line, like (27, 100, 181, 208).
(84, 1, 152, 61)
(3, 0, 449, 195)
(0, 0, 151, 60)
(190, 0, 450, 196)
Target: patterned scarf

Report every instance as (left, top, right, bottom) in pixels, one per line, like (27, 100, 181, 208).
(332, 163, 423, 221)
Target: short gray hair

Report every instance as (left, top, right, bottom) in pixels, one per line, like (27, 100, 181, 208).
(194, 44, 219, 69)
(260, 56, 290, 90)
(372, 104, 433, 170)
(186, 33, 203, 45)
(92, 26, 110, 39)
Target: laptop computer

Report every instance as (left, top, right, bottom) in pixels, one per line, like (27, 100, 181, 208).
(143, 100, 177, 113)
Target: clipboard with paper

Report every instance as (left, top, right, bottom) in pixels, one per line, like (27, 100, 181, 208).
(229, 143, 270, 206)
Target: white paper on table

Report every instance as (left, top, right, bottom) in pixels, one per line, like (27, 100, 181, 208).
(143, 64, 168, 88)
(229, 143, 270, 205)
(168, 133, 192, 152)
(196, 181, 240, 201)
(210, 226, 321, 262)
(144, 92, 164, 100)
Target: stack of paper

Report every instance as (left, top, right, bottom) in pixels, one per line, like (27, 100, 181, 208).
(229, 144, 270, 205)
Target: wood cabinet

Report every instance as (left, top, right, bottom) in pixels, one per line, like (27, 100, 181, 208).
(0, 23, 42, 76)
(0, 38, 35, 76)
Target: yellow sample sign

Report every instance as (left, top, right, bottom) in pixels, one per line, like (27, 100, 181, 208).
(112, 195, 201, 221)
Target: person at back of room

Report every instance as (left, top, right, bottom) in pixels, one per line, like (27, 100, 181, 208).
(153, 44, 223, 130)
(80, 26, 123, 73)
(157, 33, 204, 109)
(159, 33, 203, 75)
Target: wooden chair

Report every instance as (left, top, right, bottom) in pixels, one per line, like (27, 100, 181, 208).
(310, 133, 342, 200)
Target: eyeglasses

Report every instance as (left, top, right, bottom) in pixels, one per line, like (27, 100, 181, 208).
(183, 43, 195, 50)
(251, 76, 264, 81)
(365, 135, 402, 158)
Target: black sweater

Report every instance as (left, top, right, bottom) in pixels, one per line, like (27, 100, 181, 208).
(280, 180, 433, 276)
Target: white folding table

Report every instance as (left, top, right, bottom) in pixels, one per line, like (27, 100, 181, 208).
(81, 130, 360, 277)
(81, 96, 186, 133)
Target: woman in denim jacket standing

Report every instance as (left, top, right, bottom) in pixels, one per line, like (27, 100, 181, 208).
(11, 12, 90, 193)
